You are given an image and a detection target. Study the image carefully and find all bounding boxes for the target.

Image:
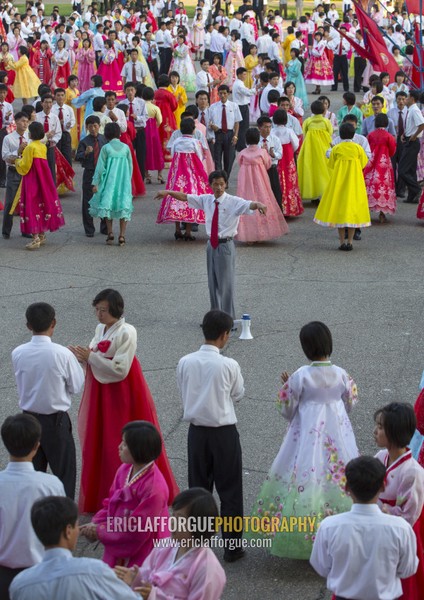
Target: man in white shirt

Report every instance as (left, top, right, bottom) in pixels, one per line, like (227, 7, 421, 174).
(12, 303, 84, 498)
(121, 48, 147, 85)
(104, 91, 127, 132)
(209, 25, 226, 63)
(93, 23, 105, 66)
(240, 14, 255, 56)
(51, 88, 75, 167)
(120, 81, 148, 177)
(209, 85, 242, 176)
(398, 89, 424, 203)
(2, 111, 29, 239)
(177, 310, 246, 563)
(195, 58, 214, 94)
(260, 72, 283, 114)
(229, 11, 242, 31)
(0, 414, 65, 600)
(256, 27, 273, 54)
(156, 171, 267, 318)
(232, 67, 256, 150)
(328, 23, 350, 92)
(257, 115, 283, 210)
(310, 456, 418, 600)
(10, 496, 140, 600)
(388, 90, 408, 197)
(35, 94, 62, 185)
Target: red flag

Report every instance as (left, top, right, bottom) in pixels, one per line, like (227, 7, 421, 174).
(352, 0, 400, 79)
(405, 0, 420, 14)
(412, 22, 423, 89)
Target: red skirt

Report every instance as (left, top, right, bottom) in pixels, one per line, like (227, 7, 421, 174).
(78, 358, 179, 513)
(278, 144, 303, 217)
(401, 508, 424, 600)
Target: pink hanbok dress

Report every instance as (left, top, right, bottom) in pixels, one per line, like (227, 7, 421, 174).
(96, 49, 125, 98)
(236, 145, 288, 242)
(363, 128, 397, 215)
(304, 40, 334, 86)
(76, 47, 96, 92)
(92, 462, 170, 568)
(156, 136, 208, 224)
(132, 546, 226, 598)
(224, 40, 245, 87)
(273, 125, 303, 217)
(195, 120, 214, 174)
(376, 449, 424, 600)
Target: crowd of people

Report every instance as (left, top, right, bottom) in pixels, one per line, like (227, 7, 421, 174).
(0, 0, 424, 598)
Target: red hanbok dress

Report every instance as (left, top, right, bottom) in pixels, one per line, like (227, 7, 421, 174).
(52, 49, 71, 88)
(120, 120, 145, 197)
(32, 47, 53, 86)
(92, 462, 170, 568)
(14, 140, 65, 235)
(154, 87, 178, 164)
(415, 389, 424, 467)
(96, 49, 125, 99)
(78, 318, 179, 514)
(363, 128, 397, 215)
(304, 40, 334, 86)
(55, 147, 75, 192)
(376, 449, 424, 600)
(156, 136, 207, 224)
(274, 125, 303, 217)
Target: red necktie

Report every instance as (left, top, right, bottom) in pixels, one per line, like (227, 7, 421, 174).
(0, 104, 3, 129)
(129, 101, 134, 121)
(44, 115, 49, 133)
(59, 106, 64, 131)
(19, 136, 23, 145)
(132, 62, 137, 82)
(221, 17, 224, 26)
(200, 111, 206, 126)
(338, 38, 343, 56)
(147, 42, 152, 62)
(221, 104, 228, 133)
(398, 110, 404, 137)
(93, 137, 99, 165)
(210, 200, 219, 249)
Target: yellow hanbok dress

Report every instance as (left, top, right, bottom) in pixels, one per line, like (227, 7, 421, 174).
(8, 55, 41, 99)
(167, 84, 187, 128)
(313, 141, 371, 228)
(134, 47, 154, 88)
(244, 54, 258, 89)
(65, 86, 84, 150)
(297, 115, 333, 200)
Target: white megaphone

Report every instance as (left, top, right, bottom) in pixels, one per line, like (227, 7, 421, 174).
(233, 314, 253, 340)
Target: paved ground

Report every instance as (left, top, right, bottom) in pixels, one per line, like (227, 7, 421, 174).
(1, 86, 423, 599)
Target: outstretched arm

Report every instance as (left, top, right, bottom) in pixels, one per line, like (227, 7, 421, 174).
(155, 190, 188, 202)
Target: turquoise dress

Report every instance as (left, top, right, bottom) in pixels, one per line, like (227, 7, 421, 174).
(285, 58, 309, 109)
(89, 139, 133, 221)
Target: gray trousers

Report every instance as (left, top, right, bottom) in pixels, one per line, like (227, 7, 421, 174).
(206, 240, 236, 318)
(2, 168, 21, 236)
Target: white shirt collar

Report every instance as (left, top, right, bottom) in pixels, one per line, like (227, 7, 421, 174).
(30, 335, 52, 344)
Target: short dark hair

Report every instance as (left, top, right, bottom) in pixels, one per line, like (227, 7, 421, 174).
(41, 93, 53, 103)
(195, 90, 210, 103)
(85, 115, 101, 126)
(172, 488, 219, 542)
(185, 104, 199, 119)
(245, 127, 259, 145)
(26, 302, 55, 332)
(104, 122, 121, 141)
(342, 114, 358, 124)
(372, 80, 383, 94)
(1, 414, 41, 457)
(122, 421, 162, 463)
(208, 169, 228, 185)
(31, 496, 78, 546)
(345, 456, 386, 502)
(142, 86, 155, 101)
(396, 90, 408, 99)
(409, 89, 421, 103)
(299, 321, 332, 360)
(93, 96, 106, 111)
(202, 309, 233, 340)
(267, 89, 280, 103)
(218, 84, 230, 93)
(269, 71, 279, 80)
(158, 74, 170, 87)
(236, 67, 246, 76)
(343, 91, 356, 106)
(371, 95, 384, 105)
(339, 122, 355, 140)
(14, 111, 28, 122)
(91, 74, 103, 87)
(374, 403, 416, 448)
(311, 100, 325, 115)
(200, 58, 209, 65)
(180, 117, 195, 135)
(104, 90, 116, 99)
(92, 288, 124, 318)
(272, 108, 287, 126)
(257, 116, 272, 127)
(0, 83, 7, 92)
(375, 113, 388, 128)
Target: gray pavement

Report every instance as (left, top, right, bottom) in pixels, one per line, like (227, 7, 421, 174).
(0, 85, 423, 599)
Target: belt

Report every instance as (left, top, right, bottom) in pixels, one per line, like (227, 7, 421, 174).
(8, 166, 16, 171)
(218, 237, 233, 243)
(23, 409, 65, 417)
(216, 129, 233, 134)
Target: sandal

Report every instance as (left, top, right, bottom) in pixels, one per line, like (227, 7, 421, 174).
(118, 236, 126, 246)
(26, 236, 41, 250)
(157, 175, 165, 184)
(145, 175, 152, 184)
(38, 233, 47, 246)
(174, 231, 184, 240)
(106, 233, 114, 245)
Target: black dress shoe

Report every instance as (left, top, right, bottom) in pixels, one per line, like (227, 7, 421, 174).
(21, 233, 32, 238)
(223, 548, 245, 563)
(353, 229, 361, 241)
(86, 233, 94, 238)
(2, 233, 10, 239)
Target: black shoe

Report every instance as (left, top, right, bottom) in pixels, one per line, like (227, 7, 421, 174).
(191, 224, 199, 232)
(21, 233, 32, 238)
(338, 243, 348, 251)
(345, 243, 353, 251)
(353, 230, 361, 241)
(2, 233, 10, 239)
(86, 233, 94, 238)
(223, 548, 245, 563)
(404, 193, 420, 204)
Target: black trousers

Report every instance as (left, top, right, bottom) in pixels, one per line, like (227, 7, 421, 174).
(353, 56, 366, 92)
(133, 128, 146, 177)
(159, 48, 167, 74)
(47, 144, 56, 186)
(398, 138, 421, 200)
(268, 164, 282, 210)
(391, 137, 406, 194)
(163, 48, 173, 75)
(57, 131, 72, 166)
(188, 424, 243, 541)
(0, 127, 7, 186)
(147, 58, 159, 85)
(25, 411, 76, 499)
(0, 566, 25, 600)
(332, 55, 349, 91)
(1, 167, 21, 236)
(213, 130, 236, 177)
(82, 168, 107, 234)
(242, 39, 250, 57)
(236, 104, 249, 151)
